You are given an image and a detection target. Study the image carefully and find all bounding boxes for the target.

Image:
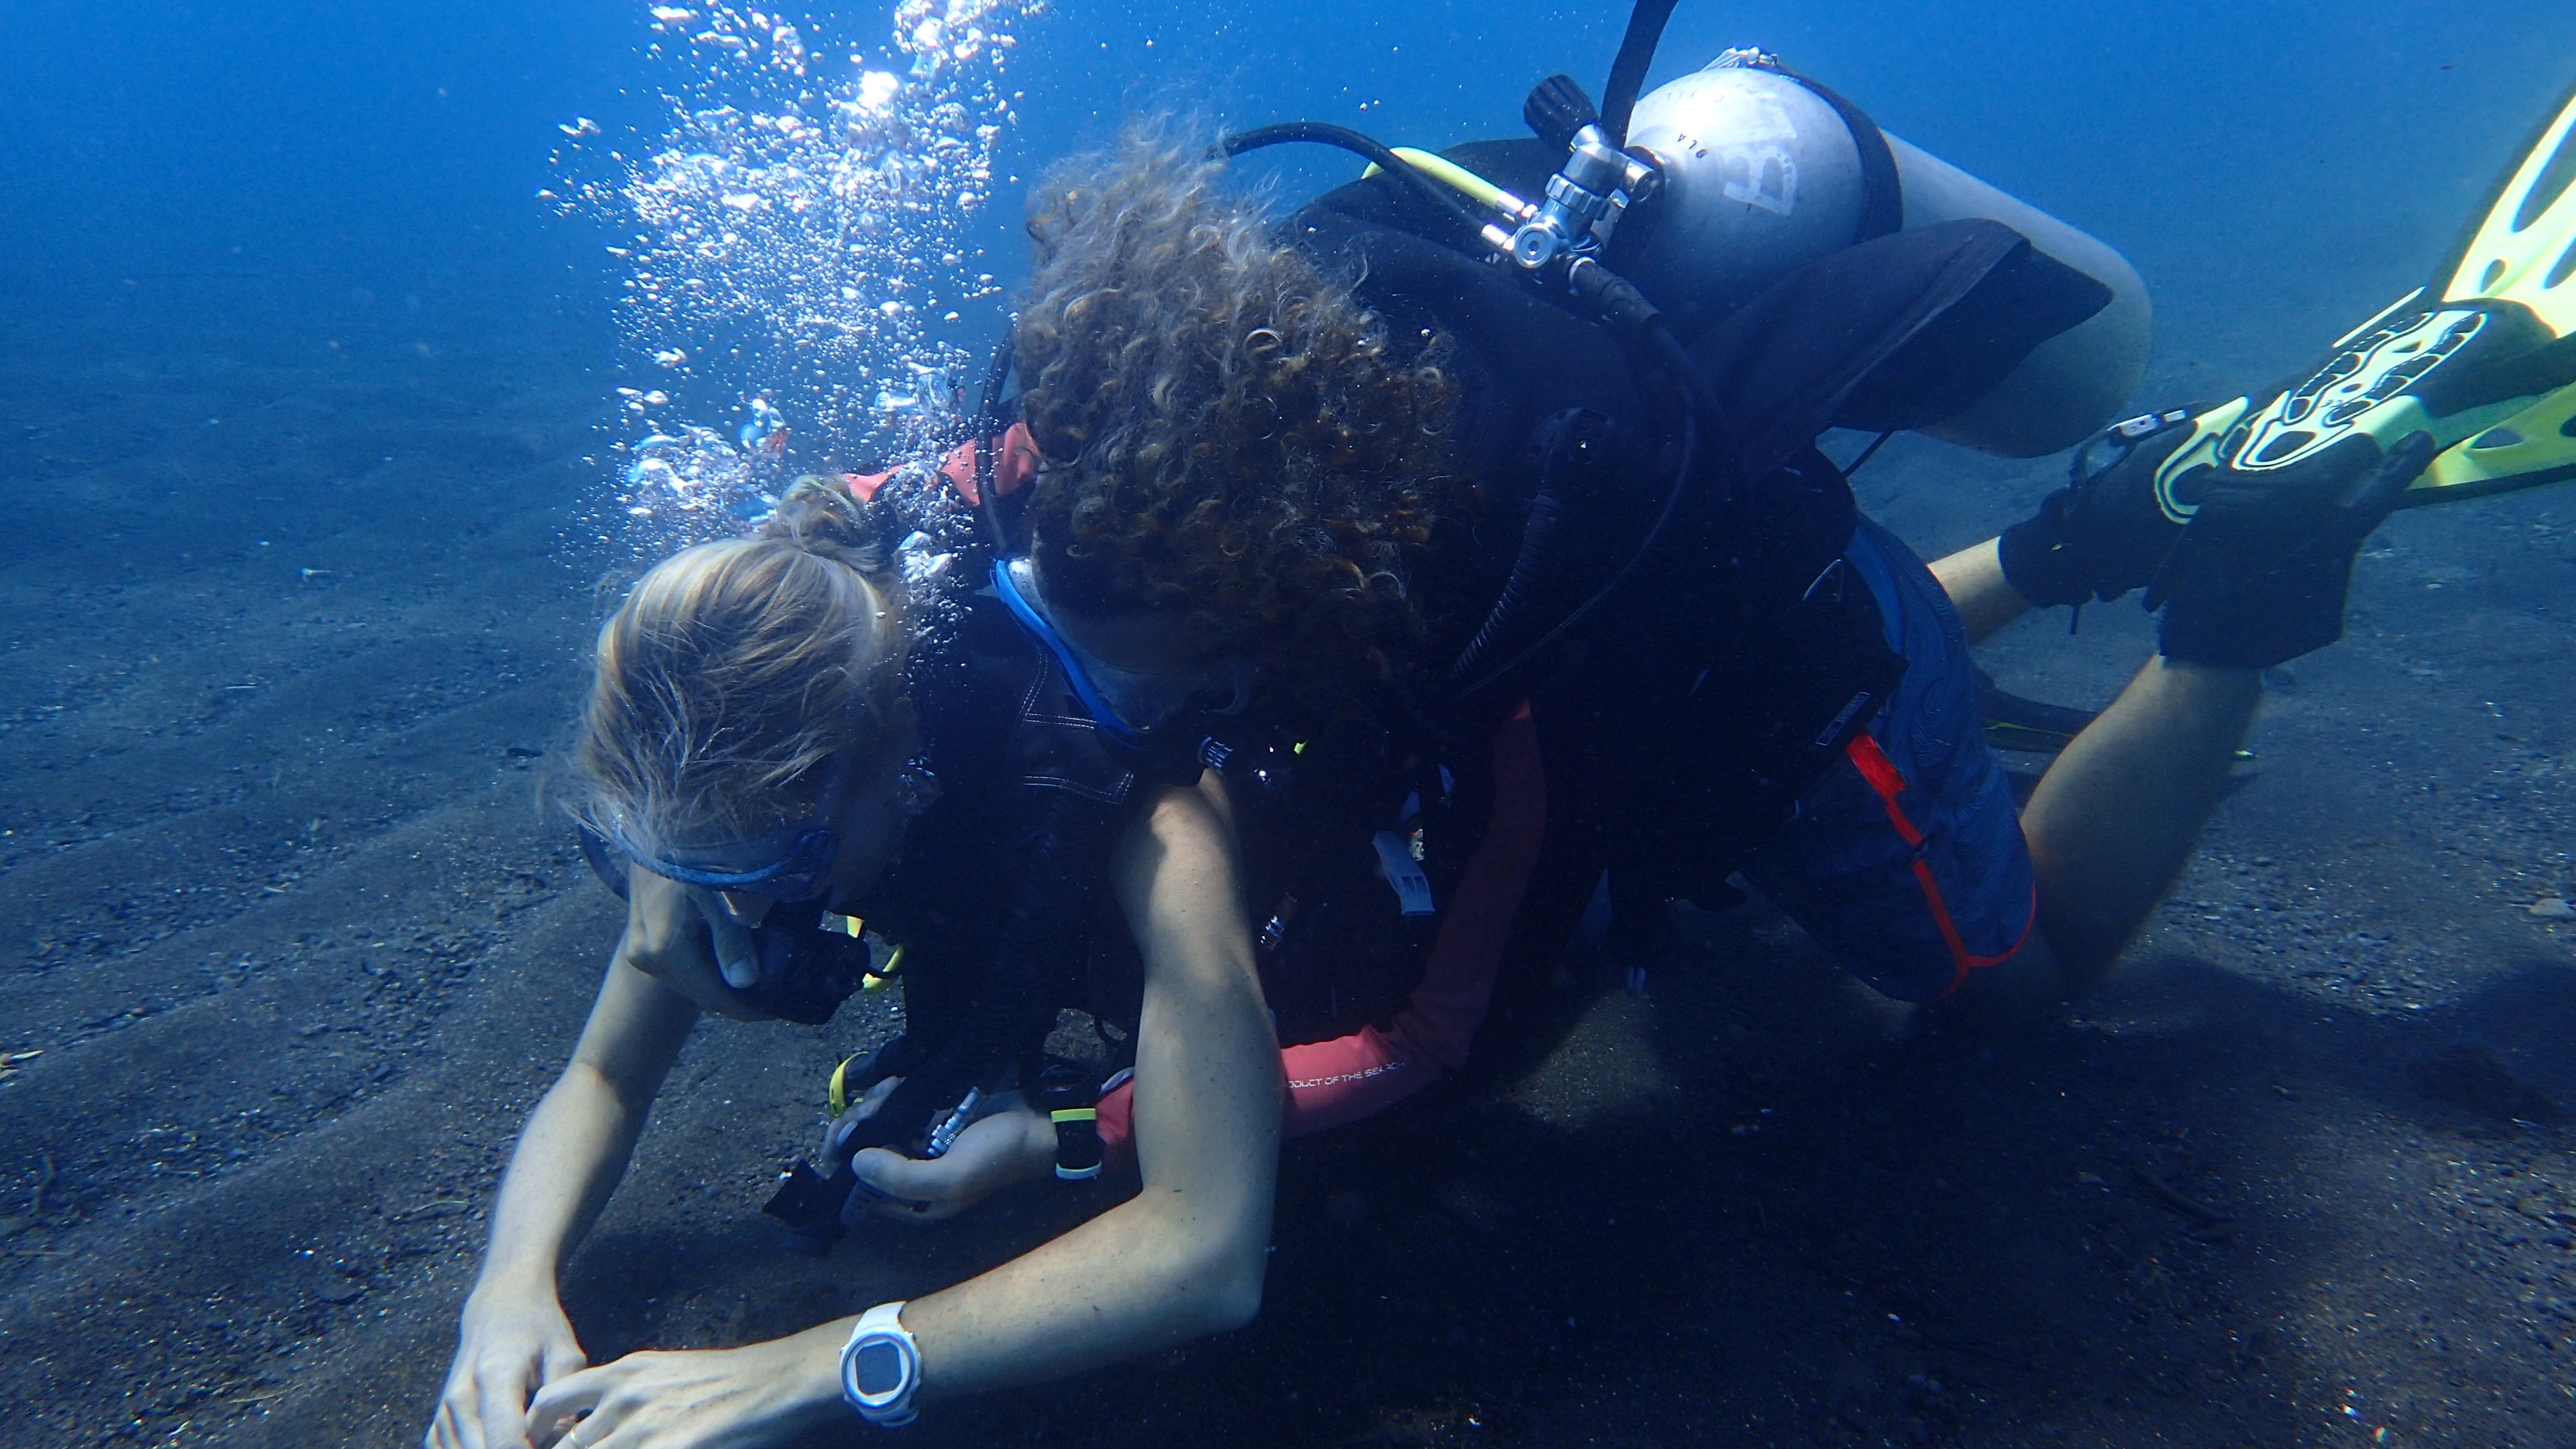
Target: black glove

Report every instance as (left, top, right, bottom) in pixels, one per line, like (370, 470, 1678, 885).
(1997, 406, 2208, 607)
(2149, 431, 2436, 669)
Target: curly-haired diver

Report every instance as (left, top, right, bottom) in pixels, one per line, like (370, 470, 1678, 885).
(995, 113, 2429, 1030)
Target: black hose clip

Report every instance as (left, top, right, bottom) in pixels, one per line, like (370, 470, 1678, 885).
(1033, 1059, 1105, 1182)
(1564, 256, 1662, 333)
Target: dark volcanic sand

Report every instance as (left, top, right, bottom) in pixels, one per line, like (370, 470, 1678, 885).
(5, 276, 2576, 1449)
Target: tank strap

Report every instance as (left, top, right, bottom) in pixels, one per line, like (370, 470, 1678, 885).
(1763, 63, 1904, 245)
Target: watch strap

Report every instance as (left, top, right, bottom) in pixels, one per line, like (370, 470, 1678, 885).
(839, 1300, 921, 1427)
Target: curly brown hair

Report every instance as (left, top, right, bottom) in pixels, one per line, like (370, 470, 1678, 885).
(1014, 123, 1467, 697)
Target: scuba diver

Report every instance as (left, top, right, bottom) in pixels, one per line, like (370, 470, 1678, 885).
(980, 81, 2396, 1044)
(992, 36, 2576, 1029)
(425, 480, 1284, 1449)
(427, 2, 2576, 1438)
(431, 449, 1576, 1446)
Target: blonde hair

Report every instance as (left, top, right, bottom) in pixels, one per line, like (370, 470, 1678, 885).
(566, 477, 908, 855)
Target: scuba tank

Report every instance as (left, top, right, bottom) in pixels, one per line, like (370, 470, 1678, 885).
(1613, 51, 2152, 457)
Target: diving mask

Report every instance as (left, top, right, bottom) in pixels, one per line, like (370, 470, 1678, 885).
(992, 556, 1254, 752)
(607, 750, 939, 913)
(597, 751, 937, 1024)
(615, 819, 844, 907)
(606, 748, 861, 908)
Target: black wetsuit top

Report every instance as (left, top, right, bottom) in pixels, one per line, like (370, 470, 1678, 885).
(809, 139, 2116, 1116)
(843, 589, 1142, 1052)
(1288, 140, 2111, 967)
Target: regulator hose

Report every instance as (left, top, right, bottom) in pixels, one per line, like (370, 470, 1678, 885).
(1223, 122, 1497, 237)
(1456, 257, 1746, 701)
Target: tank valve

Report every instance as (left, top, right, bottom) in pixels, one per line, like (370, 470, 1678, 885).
(1509, 123, 1659, 273)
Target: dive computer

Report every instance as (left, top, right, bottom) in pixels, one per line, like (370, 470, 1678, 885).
(839, 1300, 923, 1427)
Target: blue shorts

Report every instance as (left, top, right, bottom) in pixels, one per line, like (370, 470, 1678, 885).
(1738, 519, 2036, 1002)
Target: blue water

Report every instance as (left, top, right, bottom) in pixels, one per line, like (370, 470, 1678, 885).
(8, 3, 2576, 1445)
(11, 1, 2574, 381)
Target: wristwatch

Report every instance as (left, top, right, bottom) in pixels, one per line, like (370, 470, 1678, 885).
(839, 1301, 922, 1427)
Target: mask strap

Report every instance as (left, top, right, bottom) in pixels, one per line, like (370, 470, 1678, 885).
(991, 557, 1153, 750)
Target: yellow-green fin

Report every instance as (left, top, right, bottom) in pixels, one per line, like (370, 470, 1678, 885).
(2157, 77, 2576, 506)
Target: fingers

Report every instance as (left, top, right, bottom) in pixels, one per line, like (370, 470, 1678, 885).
(854, 1073, 901, 1119)
(851, 1109, 1046, 1223)
(524, 1407, 596, 1449)
(822, 1075, 901, 1159)
(850, 1147, 942, 1199)
(525, 1366, 612, 1449)
(426, 1398, 475, 1449)
(541, 1338, 590, 1384)
(475, 1363, 538, 1449)
(687, 890, 763, 990)
(622, 873, 704, 967)
(849, 1148, 946, 1220)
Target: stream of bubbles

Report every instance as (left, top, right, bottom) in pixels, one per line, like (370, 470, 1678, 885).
(553, 0, 1045, 556)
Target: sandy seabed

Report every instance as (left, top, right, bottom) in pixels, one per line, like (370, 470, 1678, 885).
(6, 270, 2576, 1448)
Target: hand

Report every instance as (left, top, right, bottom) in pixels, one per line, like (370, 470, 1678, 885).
(523, 1336, 842, 1449)
(425, 1286, 588, 1449)
(825, 1079, 1055, 1224)
(621, 872, 765, 1022)
(2151, 430, 2436, 669)
(1996, 406, 2209, 607)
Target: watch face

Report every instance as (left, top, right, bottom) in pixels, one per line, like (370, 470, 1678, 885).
(853, 1339, 906, 1398)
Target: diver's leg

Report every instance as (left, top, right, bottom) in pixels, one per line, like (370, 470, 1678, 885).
(1920, 499, 2255, 993)
(1966, 433, 2435, 992)
(1758, 525, 2247, 1028)
(1739, 521, 2039, 1014)
(2010, 657, 2261, 993)
(1922, 528, 2224, 1005)
(1912, 533, 2256, 1008)
(1926, 537, 2032, 643)
(1935, 533, 2314, 997)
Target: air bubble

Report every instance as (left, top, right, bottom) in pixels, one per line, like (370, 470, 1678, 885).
(570, 0, 1043, 560)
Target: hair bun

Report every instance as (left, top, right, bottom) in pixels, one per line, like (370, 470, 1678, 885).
(764, 474, 889, 570)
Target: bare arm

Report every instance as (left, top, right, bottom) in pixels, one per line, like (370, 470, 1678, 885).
(472, 954, 702, 1292)
(429, 901, 702, 1449)
(902, 774, 1281, 1391)
(519, 778, 1282, 1445)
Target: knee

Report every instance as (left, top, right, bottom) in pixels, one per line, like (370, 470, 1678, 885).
(1942, 930, 2080, 1035)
